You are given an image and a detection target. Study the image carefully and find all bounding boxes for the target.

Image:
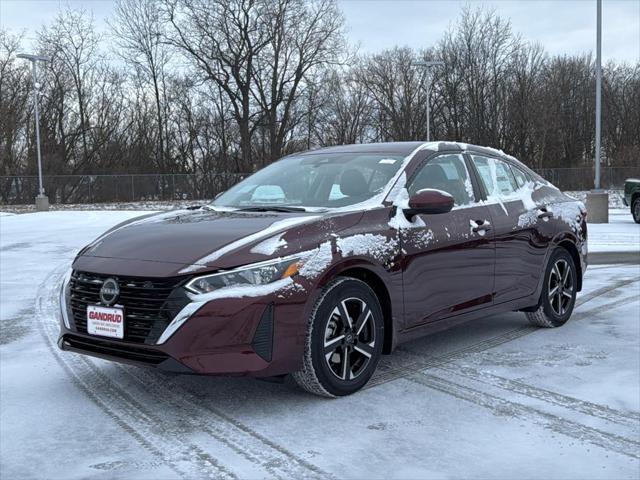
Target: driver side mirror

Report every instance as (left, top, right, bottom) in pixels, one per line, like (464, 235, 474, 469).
(406, 188, 454, 216)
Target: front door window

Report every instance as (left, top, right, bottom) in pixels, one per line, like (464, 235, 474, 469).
(409, 154, 474, 207)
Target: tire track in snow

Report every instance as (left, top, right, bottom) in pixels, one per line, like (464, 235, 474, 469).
(404, 372, 640, 460)
(574, 276, 639, 306)
(369, 277, 639, 388)
(36, 265, 236, 480)
(436, 363, 640, 428)
(370, 286, 640, 459)
(114, 364, 332, 479)
(39, 264, 330, 480)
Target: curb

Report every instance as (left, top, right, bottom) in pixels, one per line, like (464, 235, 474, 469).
(589, 251, 640, 265)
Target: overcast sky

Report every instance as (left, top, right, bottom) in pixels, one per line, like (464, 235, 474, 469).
(1, 0, 638, 63)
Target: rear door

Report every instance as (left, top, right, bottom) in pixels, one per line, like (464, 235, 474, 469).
(400, 153, 495, 328)
(468, 154, 549, 304)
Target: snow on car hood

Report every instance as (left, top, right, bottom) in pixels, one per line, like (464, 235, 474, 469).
(77, 208, 359, 272)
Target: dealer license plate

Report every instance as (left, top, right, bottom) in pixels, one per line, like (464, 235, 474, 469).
(87, 305, 124, 339)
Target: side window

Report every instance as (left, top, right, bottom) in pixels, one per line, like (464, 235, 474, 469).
(408, 154, 473, 206)
(471, 156, 518, 198)
(510, 165, 528, 189)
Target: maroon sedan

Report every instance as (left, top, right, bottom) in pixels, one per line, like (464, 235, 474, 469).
(59, 142, 587, 396)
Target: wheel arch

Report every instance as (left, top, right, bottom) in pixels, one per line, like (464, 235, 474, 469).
(336, 266, 395, 354)
(557, 239, 583, 292)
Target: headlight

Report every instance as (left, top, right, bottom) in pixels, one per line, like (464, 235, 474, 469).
(185, 256, 303, 294)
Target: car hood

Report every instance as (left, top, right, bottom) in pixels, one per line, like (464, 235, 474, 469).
(76, 208, 361, 274)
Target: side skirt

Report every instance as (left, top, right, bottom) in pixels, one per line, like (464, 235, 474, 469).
(394, 293, 539, 348)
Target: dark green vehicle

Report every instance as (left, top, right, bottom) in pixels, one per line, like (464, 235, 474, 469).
(624, 178, 640, 223)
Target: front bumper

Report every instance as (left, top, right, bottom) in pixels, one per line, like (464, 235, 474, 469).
(58, 333, 194, 372)
(59, 277, 316, 377)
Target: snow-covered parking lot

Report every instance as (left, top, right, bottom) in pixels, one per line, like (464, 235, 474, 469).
(1, 210, 639, 479)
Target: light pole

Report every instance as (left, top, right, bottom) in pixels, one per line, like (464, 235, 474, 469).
(586, 0, 608, 223)
(17, 53, 50, 211)
(594, 0, 602, 191)
(413, 60, 444, 142)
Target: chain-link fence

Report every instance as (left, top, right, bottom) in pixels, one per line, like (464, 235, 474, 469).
(1, 167, 638, 205)
(0, 173, 249, 205)
(534, 166, 638, 192)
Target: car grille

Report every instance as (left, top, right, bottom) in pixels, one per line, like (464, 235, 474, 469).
(69, 271, 189, 344)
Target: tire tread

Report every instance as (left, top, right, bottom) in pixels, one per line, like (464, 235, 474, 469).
(525, 247, 576, 328)
(292, 277, 381, 397)
(291, 277, 353, 398)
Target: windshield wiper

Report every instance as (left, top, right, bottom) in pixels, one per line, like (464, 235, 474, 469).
(236, 205, 308, 213)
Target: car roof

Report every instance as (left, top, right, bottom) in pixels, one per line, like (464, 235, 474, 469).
(301, 141, 432, 156)
(297, 141, 535, 172)
(300, 141, 519, 158)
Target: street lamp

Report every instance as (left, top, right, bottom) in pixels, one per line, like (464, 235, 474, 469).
(17, 53, 50, 211)
(412, 60, 444, 142)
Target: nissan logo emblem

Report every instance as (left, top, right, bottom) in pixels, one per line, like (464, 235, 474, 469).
(100, 278, 120, 306)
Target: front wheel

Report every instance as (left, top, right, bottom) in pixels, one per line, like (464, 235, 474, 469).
(632, 197, 640, 224)
(292, 278, 384, 397)
(526, 247, 577, 328)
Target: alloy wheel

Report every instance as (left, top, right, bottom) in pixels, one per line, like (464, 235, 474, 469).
(547, 258, 574, 316)
(323, 297, 376, 381)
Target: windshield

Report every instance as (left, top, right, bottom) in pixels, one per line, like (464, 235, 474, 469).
(213, 153, 406, 210)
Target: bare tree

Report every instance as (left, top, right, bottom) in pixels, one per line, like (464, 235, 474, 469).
(251, 0, 345, 163)
(358, 47, 428, 141)
(39, 8, 102, 164)
(111, 0, 172, 171)
(163, 0, 272, 170)
(2, 3, 639, 205)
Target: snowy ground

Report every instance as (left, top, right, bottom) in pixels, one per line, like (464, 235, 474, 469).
(1, 211, 639, 479)
(589, 209, 640, 252)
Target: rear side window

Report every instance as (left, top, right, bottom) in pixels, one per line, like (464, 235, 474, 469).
(409, 154, 474, 206)
(471, 156, 518, 197)
(510, 165, 529, 189)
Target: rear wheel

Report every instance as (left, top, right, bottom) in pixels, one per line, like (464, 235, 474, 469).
(526, 248, 577, 328)
(292, 278, 384, 397)
(632, 197, 640, 224)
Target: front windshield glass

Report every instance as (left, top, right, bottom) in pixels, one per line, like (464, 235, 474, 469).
(213, 153, 406, 210)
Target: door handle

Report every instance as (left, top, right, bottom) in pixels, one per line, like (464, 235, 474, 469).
(537, 207, 554, 220)
(470, 219, 492, 234)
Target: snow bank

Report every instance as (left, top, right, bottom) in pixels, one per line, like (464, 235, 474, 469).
(565, 190, 626, 209)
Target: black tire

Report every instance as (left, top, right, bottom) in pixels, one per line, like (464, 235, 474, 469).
(632, 197, 640, 224)
(292, 277, 384, 397)
(526, 247, 577, 328)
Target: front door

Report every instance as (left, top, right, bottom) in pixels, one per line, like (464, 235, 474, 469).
(400, 153, 495, 328)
